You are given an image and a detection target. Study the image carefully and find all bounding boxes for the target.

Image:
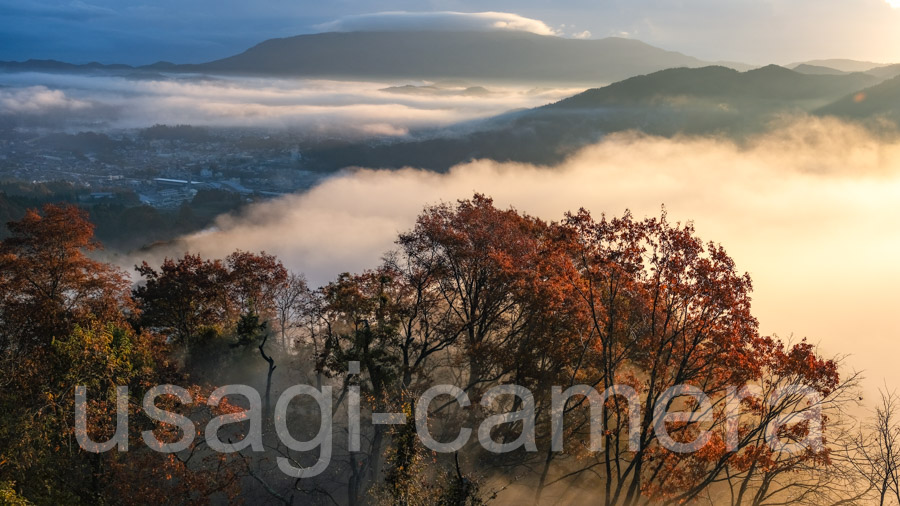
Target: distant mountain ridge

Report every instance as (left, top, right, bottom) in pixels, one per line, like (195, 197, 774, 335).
(298, 65, 894, 172)
(792, 64, 848, 76)
(192, 31, 716, 83)
(864, 64, 900, 79)
(817, 75, 900, 121)
(788, 59, 890, 73)
(550, 65, 880, 108)
(0, 59, 133, 72)
(789, 61, 900, 79)
(5, 31, 898, 87)
(2, 31, 741, 84)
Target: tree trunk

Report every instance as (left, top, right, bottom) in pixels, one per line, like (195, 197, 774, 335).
(258, 333, 276, 419)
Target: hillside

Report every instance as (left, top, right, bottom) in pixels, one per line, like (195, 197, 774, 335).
(299, 65, 889, 172)
(865, 64, 900, 80)
(0, 32, 749, 83)
(192, 31, 715, 83)
(817, 75, 900, 121)
(0, 59, 133, 72)
(792, 64, 847, 75)
(789, 59, 890, 73)
(550, 65, 880, 108)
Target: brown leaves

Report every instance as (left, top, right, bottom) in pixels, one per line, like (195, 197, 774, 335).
(134, 250, 288, 347)
(0, 204, 132, 351)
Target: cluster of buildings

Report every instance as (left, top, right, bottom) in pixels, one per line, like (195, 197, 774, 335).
(0, 130, 324, 208)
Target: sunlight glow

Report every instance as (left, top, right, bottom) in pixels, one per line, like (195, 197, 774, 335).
(887, 0, 900, 8)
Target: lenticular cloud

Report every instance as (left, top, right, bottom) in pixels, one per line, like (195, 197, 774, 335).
(316, 11, 559, 36)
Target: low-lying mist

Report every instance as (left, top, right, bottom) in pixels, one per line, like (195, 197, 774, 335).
(0, 72, 582, 135)
(128, 114, 900, 400)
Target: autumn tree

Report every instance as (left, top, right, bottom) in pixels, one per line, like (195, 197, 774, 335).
(226, 250, 287, 318)
(852, 388, 900, 505)
(134, 250, 286, 349)
(395, 195, 549, 397)
(528, 208, 853, 506)
(302, 196, 853, 505)
(133, 253, 231, 348)
(0, 197, 865, 505)
(0, 204, 137, 503)
(0, 204, 131, 351)
(272, 272, 311, 353)
(0, 206, 243, 505)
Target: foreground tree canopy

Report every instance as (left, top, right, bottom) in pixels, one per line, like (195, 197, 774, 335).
(0, 197, 879, 505)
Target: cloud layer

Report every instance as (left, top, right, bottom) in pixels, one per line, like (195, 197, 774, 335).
(316, 11, 559, 36)
(0, 72, 581, 133)
(127, 116, 900, 398)
(0, 85, 90, 113)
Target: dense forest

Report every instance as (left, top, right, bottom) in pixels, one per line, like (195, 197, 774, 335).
(0, 196, 897, 505)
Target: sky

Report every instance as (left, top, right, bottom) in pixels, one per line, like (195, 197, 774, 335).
(0, 0, 899, 66)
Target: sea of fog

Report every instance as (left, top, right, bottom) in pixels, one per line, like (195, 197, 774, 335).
(0, 71, 583, 135)
(3, 70, 898, 404)
(126, 116, 900, 403)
